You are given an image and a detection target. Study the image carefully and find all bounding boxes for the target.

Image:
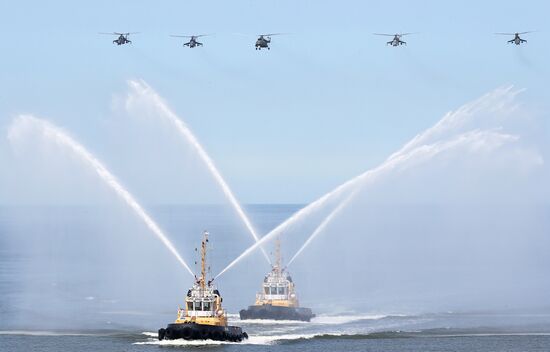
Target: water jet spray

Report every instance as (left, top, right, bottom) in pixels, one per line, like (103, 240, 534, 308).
(126, 79, 271, 264)
(8, 115, 194, 276)
(216, 129, 518, 278)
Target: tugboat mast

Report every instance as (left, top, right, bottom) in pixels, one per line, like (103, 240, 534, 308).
(200, 231, 209, 289)
(274, 237, 282, 273)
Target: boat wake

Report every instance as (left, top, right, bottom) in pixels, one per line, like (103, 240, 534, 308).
(136, 314, 400, 346)
(311, 314, 391, 325)
(136, 329, 550, 346)
(136, 332, 338, 346)
(229, 313, 390, 326)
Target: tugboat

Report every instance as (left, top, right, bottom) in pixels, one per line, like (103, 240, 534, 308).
(239, 238, 315, 322)
(158, 231, 248, 342)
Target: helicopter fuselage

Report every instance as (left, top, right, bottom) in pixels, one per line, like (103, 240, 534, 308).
(255, 37, 271, 50)
(509, 34, 526, 45)
(113, 35, 131, 45)
(185, 38, 203, 48)
(388, 35, 405, 46)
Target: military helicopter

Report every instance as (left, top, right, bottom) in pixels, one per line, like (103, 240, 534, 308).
(100, 32, 138, 45)
(255, 34, 283, 50)
(494, 31, 533, 45)
(373, 33, 414, 46)
(170, 34, 209, 48)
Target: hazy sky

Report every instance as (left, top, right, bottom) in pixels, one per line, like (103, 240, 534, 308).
(1, 0, 549, 204)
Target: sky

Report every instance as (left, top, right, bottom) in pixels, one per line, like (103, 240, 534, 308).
(0, 0, 549, 204)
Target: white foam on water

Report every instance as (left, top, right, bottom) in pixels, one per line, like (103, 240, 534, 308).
(135, 332, 338, 346)
(235, 319, 309, 325)
(230, 314, 389, 326)
(311, 314, 389, 325)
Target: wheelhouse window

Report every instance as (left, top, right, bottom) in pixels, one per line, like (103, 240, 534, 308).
(277, 286, 285, 295)
(270, 286, 277, 295)
(264, 287, 269, 294)
(203, 301, 211, 311)
(187, 302, 193, 311)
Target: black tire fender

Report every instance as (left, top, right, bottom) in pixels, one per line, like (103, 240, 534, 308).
(200, 329, 210, 340)
(164, 328, 173, 339)
(158, 328, 166, 340)
(182, 327, 193, 340)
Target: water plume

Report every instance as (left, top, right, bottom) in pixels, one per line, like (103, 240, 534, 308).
(216, 86, 524, 277)
(287, 130, 523, 266)
(125, 79, 270, 264)
(7, 115, 194, 276)
(287, 192, 355, 267)
(388, 85, 522, 161)
(217, 128, 519, 278)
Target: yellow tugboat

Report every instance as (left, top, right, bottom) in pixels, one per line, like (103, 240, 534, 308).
(239, 238, 315, 322)
(158, 231, 248, 342)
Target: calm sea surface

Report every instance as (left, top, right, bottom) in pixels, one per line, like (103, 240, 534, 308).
(1, 205, 550, 351)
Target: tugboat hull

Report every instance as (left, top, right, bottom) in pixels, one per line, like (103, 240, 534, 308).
(158, 323, 248, 342)
(240, 305, 315, 322)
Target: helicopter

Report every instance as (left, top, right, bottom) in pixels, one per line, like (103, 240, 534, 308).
(255, 34, 283, 50)
(494, 31, 533, 45)
(170, 34, 209, 48)
(100, 32, 138, 45)
(373, 33, 414, 46)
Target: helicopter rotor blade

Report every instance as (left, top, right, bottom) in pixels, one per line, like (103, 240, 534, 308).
(373, 33, 396, 36)
(170, 34, 211, 38)
(399, 32, 417, 36)
(494, 33, 517, 35)
(259, 33, 287, 37)
(101, 32, 139, 36)
(518, 31, 535, 34)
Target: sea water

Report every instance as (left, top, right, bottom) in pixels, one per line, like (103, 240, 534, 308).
(1, 205, 550, 352)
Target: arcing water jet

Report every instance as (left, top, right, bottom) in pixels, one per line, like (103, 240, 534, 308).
(7, 115, 194, 276)
(287, 191, 356, 267)
(387, 86, 521, 162)
(287, 130, 521, 266)
(216, 129, 519, 278)
(125, 79, 271, 264)
(215, 87, 523, 277)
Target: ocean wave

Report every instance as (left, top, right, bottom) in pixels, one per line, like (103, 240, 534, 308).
(135, 333, 322, 346)
(234, 318, 308, 325)
(136, 328, 550, 347)
(311, 314, 390, 325)
(230, 313, 394, 326)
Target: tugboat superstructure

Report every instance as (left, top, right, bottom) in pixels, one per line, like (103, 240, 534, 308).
(158, 231, 248, 342)
(239, 238, 315, 321)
